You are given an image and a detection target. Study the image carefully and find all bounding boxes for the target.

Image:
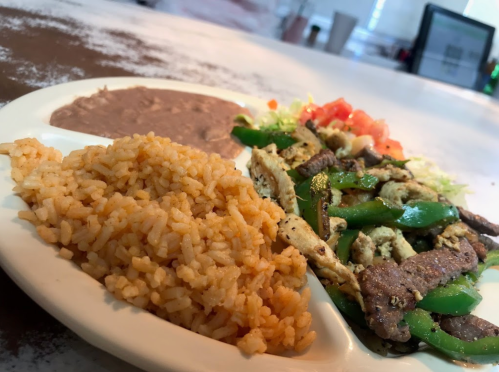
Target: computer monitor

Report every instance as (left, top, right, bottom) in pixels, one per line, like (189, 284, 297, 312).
(410, 4, 495, 90)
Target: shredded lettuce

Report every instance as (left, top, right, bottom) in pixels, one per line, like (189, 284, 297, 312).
(406, 156, 471, 207)
(257, 99, 305, 132)
(234, 114, 254, 127)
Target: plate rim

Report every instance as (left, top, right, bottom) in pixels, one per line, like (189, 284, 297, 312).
(0, 77, 495, 372)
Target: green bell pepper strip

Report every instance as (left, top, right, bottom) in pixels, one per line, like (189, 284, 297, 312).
(467, 250, 499, 282)
(327, 170, 378, 190)
(231, 126, 296, 150)
(327, 197, 404, 228)
(416, 284, 482, 316)
(425, 250, 499, 312)
(336, 230, 360, 264)
(392, 201, 459, 230)
(403, 309, 499, 364)
(448, 275, 474, 289)
(287, 169, 306, 185)
(412, 239, 431, 254)
(291, 168, 378, 190)
(371, 159, 410, 168)
(325, 285, 366, 327)
(295, 173, 331, 235)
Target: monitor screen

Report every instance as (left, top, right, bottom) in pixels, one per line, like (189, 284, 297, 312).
(412, 5, 494, 90)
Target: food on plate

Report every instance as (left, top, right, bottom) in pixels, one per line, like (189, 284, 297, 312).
(0, 133, 316, 355)
(241, 97, 403, 159)
(232, 97, 499, 364)
(50, 87, 248, 159)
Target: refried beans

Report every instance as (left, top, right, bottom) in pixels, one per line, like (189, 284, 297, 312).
(49, 86, 249, 159)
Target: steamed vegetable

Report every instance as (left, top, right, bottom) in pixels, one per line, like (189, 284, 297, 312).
(238, 94, 496, 364)
(467, 250, 499, 282)
(327, 170, 379, 190)
(336, 230, 360, 264)
(326, 284, 365, 326)
(417, 284, 482, 316)
(295, 172, 331, 236)
(392, 201, 459, 230)
(404, 309, 499, 364)
(296, 171, 379, 234)
(327, 198, 404, 227)
(231, 127, 296, 149)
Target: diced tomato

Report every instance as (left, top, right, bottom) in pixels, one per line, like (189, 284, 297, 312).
(370, 119, 390, 144)
(267, 99, 278, 110)
(345, 110, 374, 136)
(374, 138, 405, 160)
(299, 98, 353, 127)
(299, 109, 312, 125)
(299, 103, 320, 124)
(312, 106, 330, 127)
(322, 98, 352, 122)
(331, 120, 346, 130)
(297, 97, 402, 158)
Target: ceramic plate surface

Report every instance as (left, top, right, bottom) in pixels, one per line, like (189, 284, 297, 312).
(0, 77, 497, 372)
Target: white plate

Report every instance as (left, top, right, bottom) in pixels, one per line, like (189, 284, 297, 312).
(0, 77, 496, 372)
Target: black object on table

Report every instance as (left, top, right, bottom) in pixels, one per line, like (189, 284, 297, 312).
(408, 3, 495, 91)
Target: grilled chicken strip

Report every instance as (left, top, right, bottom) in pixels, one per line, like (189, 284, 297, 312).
(368, 227, 417, 263)
(278, 213, 364, 309)
(379, 180, 438, 207)
(351, 232, 375, 267)
(366, 164, 412, 182)
(291, 125, 323, 155)
(250, 145, 299, 215)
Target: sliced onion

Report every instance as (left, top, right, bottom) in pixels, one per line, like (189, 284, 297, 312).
(351, 135, 374, 155)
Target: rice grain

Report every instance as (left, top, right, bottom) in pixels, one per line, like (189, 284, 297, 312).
(1, 133, 316, 355)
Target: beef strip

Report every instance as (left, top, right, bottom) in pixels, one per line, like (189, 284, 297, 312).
(340, 158, 363, 172)
(470, 241, 487, 260)
(479, 234, 499, 251)
(359, 239, 478, 342)
(325, 131, 349, 153)
(458, 223, 489, 260)
(304, 120, 318, 136)
(426, 226, 445, 240)
(357, 146, 383, 167)
(296, 149, 338, 178)
(404, 226, 444, 247)
(439, 315, 499, 341)
(458, 206, 499, 237)
(461, 222, 499, 252)
(382, 154, 397, 161)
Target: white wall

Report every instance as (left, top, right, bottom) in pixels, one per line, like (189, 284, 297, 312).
(372, 0, 468, 40)
(313, 0, 376, 27)
(464, 0, 499, 56)
(312, 0, 498, 56)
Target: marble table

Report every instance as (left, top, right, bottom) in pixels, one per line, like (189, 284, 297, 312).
(0, 0, 498, 371)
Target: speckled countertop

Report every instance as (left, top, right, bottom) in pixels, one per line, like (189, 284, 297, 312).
(1, 0, 499, 371)
(0, 1, 291, 371)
